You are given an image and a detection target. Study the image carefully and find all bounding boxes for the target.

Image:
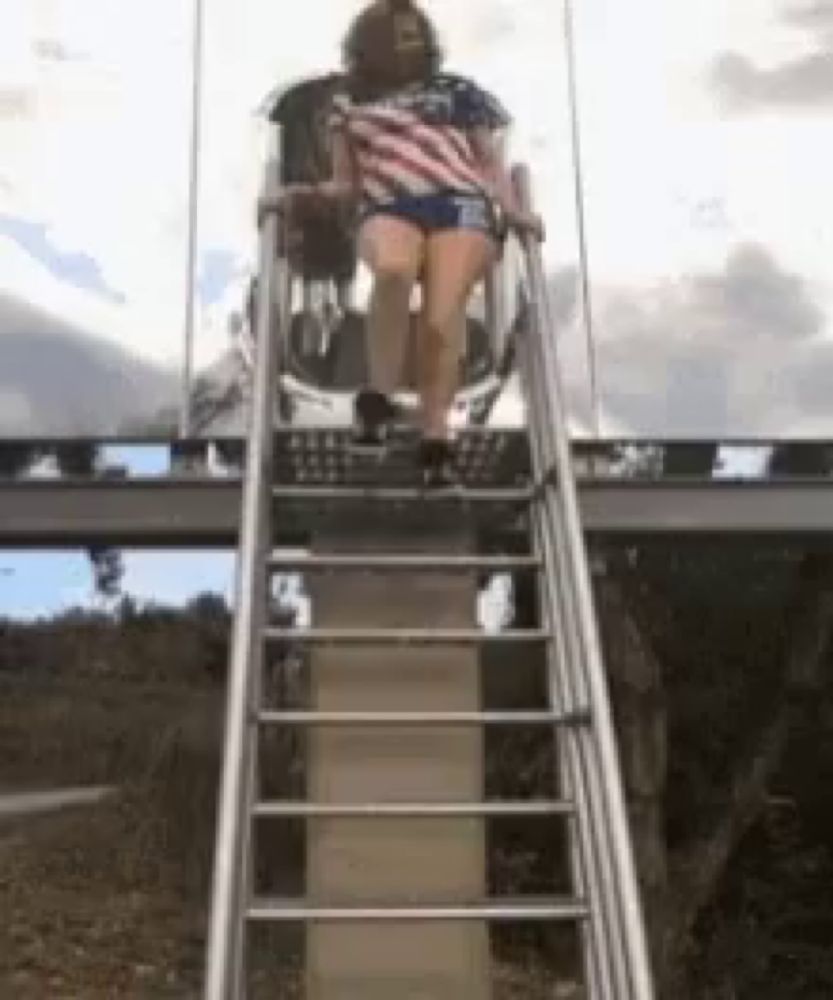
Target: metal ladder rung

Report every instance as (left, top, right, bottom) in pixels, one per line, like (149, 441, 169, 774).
(259, 709, 590, 728)
(267, 553, 540, 572)
(253, 800, 574, 818)
(247, 898, 588, 923)
(257, 709, 591, 727)
(262, 627, 549, 645)
(271, 486, 532, 504)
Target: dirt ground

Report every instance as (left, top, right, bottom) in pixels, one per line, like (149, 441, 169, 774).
(0, 674, 579, 998)
(0, 801, 574, 999)
(0, 800, 205, 998)
(0, 674, 218, 998)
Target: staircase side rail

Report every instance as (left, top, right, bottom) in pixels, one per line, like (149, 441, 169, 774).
(513, 244, 621, 995)
(513, 162, 656, 999)
(204, 124, 288, 999)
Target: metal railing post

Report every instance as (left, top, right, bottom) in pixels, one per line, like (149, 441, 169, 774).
(204, 125, 285, 1000)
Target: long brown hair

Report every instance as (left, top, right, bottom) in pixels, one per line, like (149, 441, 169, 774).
(342, 0, 442, 101)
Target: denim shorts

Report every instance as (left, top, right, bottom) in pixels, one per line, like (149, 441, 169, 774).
(359, 192, 505, 243)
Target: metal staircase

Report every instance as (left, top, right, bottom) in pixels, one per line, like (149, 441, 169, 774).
(203, 134, 655, 998)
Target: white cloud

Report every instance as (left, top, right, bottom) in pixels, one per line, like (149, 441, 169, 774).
(0, 388, 34, 428)
(0, 290, 176, 435)
(0, 5, 37, 90)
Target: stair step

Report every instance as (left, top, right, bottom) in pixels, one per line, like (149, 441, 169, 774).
(272, 486, 532, 504)
(262, 627, 549, 646)
(252, 800, 574, 818)
(247, 897, 588, 923)
(267, 553, 539, 572)
(257, 709, 591, 727)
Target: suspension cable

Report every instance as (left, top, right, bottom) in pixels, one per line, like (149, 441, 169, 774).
(180, 0, 206, 438)
(563, 0, 601, 438)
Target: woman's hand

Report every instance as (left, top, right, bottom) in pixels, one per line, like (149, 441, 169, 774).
(256, 183, 323, 227)
(506, 207, 545, 242)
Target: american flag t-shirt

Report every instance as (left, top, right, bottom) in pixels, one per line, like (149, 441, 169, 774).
(329, 74, 511, 212)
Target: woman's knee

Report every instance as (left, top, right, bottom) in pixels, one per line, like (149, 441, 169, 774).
(371, 254, 420, 294)
(359, 219, 423, 292)
(420, 306, 466, 347)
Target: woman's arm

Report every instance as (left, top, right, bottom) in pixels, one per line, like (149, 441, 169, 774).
(468, 126, 544, 241)
(315, 131, 359, 203)
(257, 132, 358, 225)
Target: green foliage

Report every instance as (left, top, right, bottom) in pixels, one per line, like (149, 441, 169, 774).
(694, 800, 833, 999)
(0, 593, 230, 789)
(596, 538, 833, 996)
(0, 444, 40, 476)
(0, 594, 230, 684)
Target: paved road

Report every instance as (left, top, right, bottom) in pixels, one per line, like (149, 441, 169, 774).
(0, 786, 113, 819)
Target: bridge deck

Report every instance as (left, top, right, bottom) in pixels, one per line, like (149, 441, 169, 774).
(0, 431, 830, 546)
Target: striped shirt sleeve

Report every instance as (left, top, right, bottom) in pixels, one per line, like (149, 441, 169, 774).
(443, 75, 512, 131)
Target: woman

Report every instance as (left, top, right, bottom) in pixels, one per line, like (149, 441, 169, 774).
(266, 0, 542, 484)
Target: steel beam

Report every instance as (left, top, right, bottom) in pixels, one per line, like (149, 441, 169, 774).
(0, 478, 240, 548)
(3, 477, 833, 547)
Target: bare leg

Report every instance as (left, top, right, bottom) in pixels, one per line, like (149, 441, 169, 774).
(419, 229, 497, 439)
(357, 216, 425, 395)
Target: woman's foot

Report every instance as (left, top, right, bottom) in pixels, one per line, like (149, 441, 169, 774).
(417, 438, 458, 488)
(353, 387, 399, 447)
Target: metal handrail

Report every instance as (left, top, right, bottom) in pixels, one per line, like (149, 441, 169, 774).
(204, 125, 287, 999)
(513, 162, 656, 999)
(518, 261, 617, 997)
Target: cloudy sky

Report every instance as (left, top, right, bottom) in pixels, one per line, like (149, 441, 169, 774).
(2, 0, 832, 438)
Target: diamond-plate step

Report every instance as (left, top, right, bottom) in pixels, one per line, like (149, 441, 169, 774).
(272, 427, 530, 489)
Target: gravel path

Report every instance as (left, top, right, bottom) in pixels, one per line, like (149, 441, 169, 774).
(0, 786, 113, 819)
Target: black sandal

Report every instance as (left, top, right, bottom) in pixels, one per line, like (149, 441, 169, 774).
(352, 388, 399, 448)
(417, 438, 458, 489)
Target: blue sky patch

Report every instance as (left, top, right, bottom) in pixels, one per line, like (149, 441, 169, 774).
(199, 248, 239, 307)
(0, 215, 125, 303)
(0, 549, 235, 619)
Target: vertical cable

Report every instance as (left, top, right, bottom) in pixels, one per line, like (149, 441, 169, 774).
(563, 0, 602, 437)
(180, 0, 206, 438)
